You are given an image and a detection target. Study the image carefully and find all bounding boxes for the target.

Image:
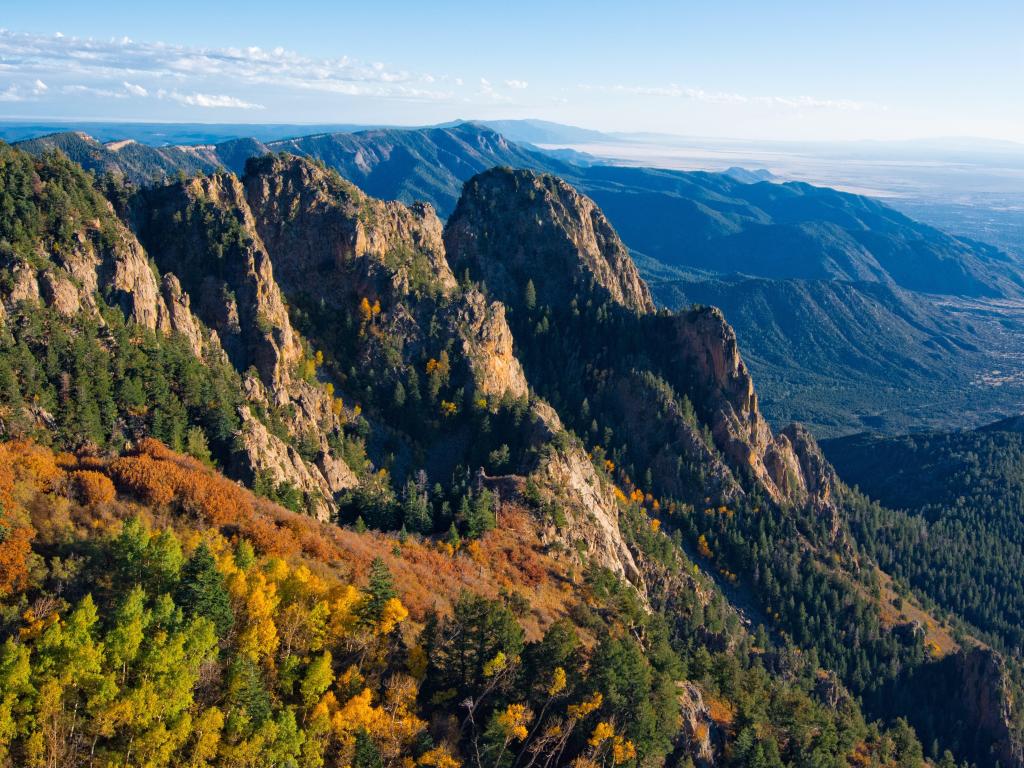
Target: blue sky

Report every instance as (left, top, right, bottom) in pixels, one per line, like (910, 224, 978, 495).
(1, 0, 1021, 141)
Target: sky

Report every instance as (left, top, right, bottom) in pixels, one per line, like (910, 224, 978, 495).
(0, 0, 1022, 142)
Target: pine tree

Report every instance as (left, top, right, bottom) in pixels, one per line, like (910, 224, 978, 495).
(360, 557, 397, 624)
(524, 279, 537, 312)
(176, 543, 234, 635)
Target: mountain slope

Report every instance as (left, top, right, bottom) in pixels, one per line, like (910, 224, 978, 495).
(642, 261, 1024, 434)
(2, 143, 1021, 767)
(824, 418, 1024, 651)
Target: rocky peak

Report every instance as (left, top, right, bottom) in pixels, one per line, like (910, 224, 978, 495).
(135, 172, 303, 400)
(664, 306, 835, 510)
(444, 167, 655, 314)
(242, 153, 456, 303)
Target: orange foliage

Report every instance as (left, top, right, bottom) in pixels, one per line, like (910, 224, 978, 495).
(70, 470, 116, 507)
(0, 438, 577, 640)
(706, 696, 735, 726)
(0, 442, 39, 595)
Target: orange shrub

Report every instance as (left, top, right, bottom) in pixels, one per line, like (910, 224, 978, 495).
(71, 470, 116, 508)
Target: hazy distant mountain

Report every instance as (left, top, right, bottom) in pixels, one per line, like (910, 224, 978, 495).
(259, 122, 547, 215)
(0, 120, 375, 145)
(476, 118, 612, 145)
(722, 166, 776, 183)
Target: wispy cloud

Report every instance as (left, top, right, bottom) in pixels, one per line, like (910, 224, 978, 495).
(504, 79, 528, 90)
(578, 83, 872, 111)
(159, 89, 264, 110)
(0, 77, 48, 101)
(0, 29, 461, 103)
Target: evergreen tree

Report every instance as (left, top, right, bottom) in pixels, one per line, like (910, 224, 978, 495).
(524, 279, 537, 312)
(360, 557, 397, 624)
(176, 543, 234, 635)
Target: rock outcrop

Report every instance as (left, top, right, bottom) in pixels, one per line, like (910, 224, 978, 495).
(953, 648, 1023, 768)
(456, 290, 529, 401)
(665, 307, 835, 509)
(242, 154, 456, 302)
(445, 168, 655, 314)
(528, 402, 642, 586)
(135, 173, 304, 400)
(445, 167, 836, 514)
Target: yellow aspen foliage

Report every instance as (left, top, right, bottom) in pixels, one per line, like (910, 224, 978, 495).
(336, 665, 366, 700)
(611, 736, 636, 765)
(233, 569, 281, 662)
(378, 597, 409, 634)
(483, 651, 508, 678)
(650, 518, 661, 532)
(568, 692, 603, 720)
(372, 299, 381, 316)
(419, 744, 461, 768)
(315, 350, 324, 367)
(185, 707, 225, 768)
(466, 540, 484, 563)
(497, 703, 533, 741)
(327, 584, 363, 640)
(263, 557, 290, 582)
(440, 400, 458, 417)
(359, 297, 373, 325)
(588, 721, 615, 747)
(548, 667, 567, 697)
(332, 688, 386, 741)
(301, 651, 334, 709)
(697, 534, 713, 559)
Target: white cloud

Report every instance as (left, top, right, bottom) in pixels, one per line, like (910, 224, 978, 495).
(504, 79, 528, 90)
(0, 29, 459, 103)
(159, 89, 264, 110)
(123, 80, 147, 97)
(0, 79, 49, 101)
(578, 82, 871, 111)
(63, 84, 128, 99)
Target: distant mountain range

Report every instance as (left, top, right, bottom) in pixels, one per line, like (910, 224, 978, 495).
(13, 121, 1024, 435)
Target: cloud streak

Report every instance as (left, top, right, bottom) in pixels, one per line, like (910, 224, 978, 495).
(159, 90, 264, 110)
(578, 83, 872, 111)
(0, 29, 531, 107)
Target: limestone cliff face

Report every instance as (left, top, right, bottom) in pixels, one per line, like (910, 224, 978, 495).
(664, 307, 835, 511)
(444, 168, 835, 515)
(528, 402, 642, 586)
(241, 154, 527, 404)
(952, 648, 1023, 768)
(455, 290, 529, 401)
(445, 168, 655, 314)
(133, 171, 358, 518)
(136, 173, 303, 401)
(242, 154, 456, 302)
(0, 186, 228, 381)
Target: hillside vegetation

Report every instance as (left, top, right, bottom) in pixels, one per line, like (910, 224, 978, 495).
(0, 141, 1021, 768)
